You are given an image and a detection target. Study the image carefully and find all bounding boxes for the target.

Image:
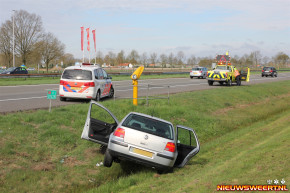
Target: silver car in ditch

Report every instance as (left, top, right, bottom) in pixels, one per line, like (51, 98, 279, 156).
(81, 101, 200, 173)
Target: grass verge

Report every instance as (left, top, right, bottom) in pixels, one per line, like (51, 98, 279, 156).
(0, 80, 289, 193)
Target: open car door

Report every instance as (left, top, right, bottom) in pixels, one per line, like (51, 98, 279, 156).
(81, 101, 119, 145)
(174, 125, 200, 168)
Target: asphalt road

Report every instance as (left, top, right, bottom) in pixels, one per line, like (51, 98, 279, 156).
(1, 73, 290, 113)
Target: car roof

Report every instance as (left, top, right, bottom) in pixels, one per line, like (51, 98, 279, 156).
(127, 112, 173, 126)
(64, 65, 101, 71)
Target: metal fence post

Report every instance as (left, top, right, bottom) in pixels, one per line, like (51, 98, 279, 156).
(146, 84, 149, 106)
(168, 86, 170, 105)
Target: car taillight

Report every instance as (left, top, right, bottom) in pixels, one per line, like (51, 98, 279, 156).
(60, 80, 68, 85)
(190, 70, 192, 73)
(262, 70, 264, 72)
(270, 70, 273, 73)
(84, 82, 95, 87)
(113, 128, 125, 138)
(165, 142, 175, 152)
(199, 71, 202, 73)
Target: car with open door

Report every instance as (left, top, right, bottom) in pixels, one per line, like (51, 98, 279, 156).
(81, 101, 200, 173)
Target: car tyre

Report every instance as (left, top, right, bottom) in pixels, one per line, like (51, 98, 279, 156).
(190, 76, 193, 79)
(203, 74, 206, 79)
(227, 79, 232, 86)
(208, 80, 213, 86)
(104, 149, 113, 167)
(219, 82, 224, 85)
(60, 96, 66, 101)
(96, 90, 101, 102)
(108, 86, 114, 98)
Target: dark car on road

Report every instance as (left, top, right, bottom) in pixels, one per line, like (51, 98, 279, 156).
(262, 67, 277, 77)
(1, 67, 28, 75)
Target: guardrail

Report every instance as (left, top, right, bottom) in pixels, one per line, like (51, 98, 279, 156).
(0, 70, 289, 79)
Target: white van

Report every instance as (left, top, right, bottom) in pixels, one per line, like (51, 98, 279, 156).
(59, 64, 114, 101)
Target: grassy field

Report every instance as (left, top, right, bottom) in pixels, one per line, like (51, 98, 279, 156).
(0, 73, 189, 86)
(0, 80, 289, 192)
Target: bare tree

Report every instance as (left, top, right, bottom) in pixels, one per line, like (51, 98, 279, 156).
(0, 20, 13, 67)
(38, 32, 65, 72)
(274, 52, 289, 68)
(13, 10, 43, 65)
(150, 52, 158, 65)
(187, 54, 196, 67)
(108, 51, 116, 66)
(140, 52, 148, 67)
(177, 51, 185, 67)
(116, 50, 125, 65)
(250, 51, 262, 67)
(168, 52, 174, 68)
(159, 53, 167, 69)
(96, 51, 103, 64)
(128, 49, 139, 65)
(61, 53, 75, 67)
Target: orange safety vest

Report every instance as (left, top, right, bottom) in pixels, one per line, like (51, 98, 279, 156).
(234, 69, 240, 77)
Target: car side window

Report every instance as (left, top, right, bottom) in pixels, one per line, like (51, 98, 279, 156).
(102, 69, 108, 79)
(94, 69, 99, 79)
(97, 69, 104, 79)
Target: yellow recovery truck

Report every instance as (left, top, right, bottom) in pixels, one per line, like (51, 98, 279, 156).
(206, 54, 250, 86)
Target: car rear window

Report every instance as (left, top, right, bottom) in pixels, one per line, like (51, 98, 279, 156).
(192, 68, 202, 71)
(122, 114, 173, 139)
(263, 67, 272, 71)
(62, 69, 92, 80)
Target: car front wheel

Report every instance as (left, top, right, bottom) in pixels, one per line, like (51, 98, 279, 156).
(95, 90, 101, 101)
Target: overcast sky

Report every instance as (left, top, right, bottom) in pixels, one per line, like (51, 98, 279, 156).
(0, 0, 289, 59)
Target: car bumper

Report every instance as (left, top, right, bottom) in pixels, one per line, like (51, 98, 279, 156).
(59, 86, 95, 99)
(262, 72, 274, 76)
(207, 77, 227, 81)
(190, 72, 202, 77)
(108, 139, 176, 169)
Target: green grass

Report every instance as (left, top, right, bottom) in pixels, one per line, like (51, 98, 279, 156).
(0, 74, 189, 86)
(0, 80, 289, 193)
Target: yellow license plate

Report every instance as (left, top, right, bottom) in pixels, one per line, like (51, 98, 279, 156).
(193, 72, 198, 74)
(132, 148, 153, 158)
(71, 87, 82, 91)
(214, 78, 220, 80)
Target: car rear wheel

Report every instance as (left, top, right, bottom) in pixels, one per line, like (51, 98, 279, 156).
(60, 96, 66, 101)
(227, 79, 232, 86)
(208, 80, 213, 86)
(190, 76, 193, 79)
(108, 87, 114, 98)
(104, 149, 113, 167)
(95, 90, 101, 101)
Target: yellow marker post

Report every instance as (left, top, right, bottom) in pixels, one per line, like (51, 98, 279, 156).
(131, 66, 144, 106)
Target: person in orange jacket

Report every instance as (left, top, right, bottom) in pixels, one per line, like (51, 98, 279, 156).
(234, 67, 241, 86)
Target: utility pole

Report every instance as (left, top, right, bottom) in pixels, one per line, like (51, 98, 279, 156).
(12, 10, 15, 67)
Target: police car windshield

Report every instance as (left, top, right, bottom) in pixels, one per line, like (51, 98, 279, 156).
(62, 69, 92, 80)
(122, 114, 173, 139)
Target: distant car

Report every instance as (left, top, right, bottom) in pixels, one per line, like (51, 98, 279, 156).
(1, 67, 28, 74)
(59, 63, 114, 101)
(27, 67, 35, 71)
(262, 67, 277, 77)
(190, 67, 208, 79)
(81, 102, 200, 173)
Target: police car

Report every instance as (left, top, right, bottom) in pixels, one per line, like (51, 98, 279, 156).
(59, 63, 114, 101)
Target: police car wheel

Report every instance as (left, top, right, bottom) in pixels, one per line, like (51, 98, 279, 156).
(60, 97, 66, 101)
(104, 149, 113, 167)
(96, 91, 100, 101)
(109, 87, 114, 98)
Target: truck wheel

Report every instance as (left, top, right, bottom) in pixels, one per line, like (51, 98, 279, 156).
(208, 80, 213, 86)
(219, 82, 224, 85)
(103, 149, 113, 167)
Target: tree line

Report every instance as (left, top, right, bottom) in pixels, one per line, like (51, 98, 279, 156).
(0, 10, 289, 71)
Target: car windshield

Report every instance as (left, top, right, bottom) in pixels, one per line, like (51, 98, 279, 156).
(62, 69, 92, 80)
(215, 66, 227, 70)
(3, 67, 16, 72)
(263, 67, 272, 71)
(122, 114, 174, 139)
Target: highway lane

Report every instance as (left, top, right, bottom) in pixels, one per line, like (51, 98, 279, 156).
(1, 73, 290, 113)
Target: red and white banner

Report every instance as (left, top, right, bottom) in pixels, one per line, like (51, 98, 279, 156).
(80, 27, 84, 51)
(92, 29, 96, 52)
(86, 28, 90, 51)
